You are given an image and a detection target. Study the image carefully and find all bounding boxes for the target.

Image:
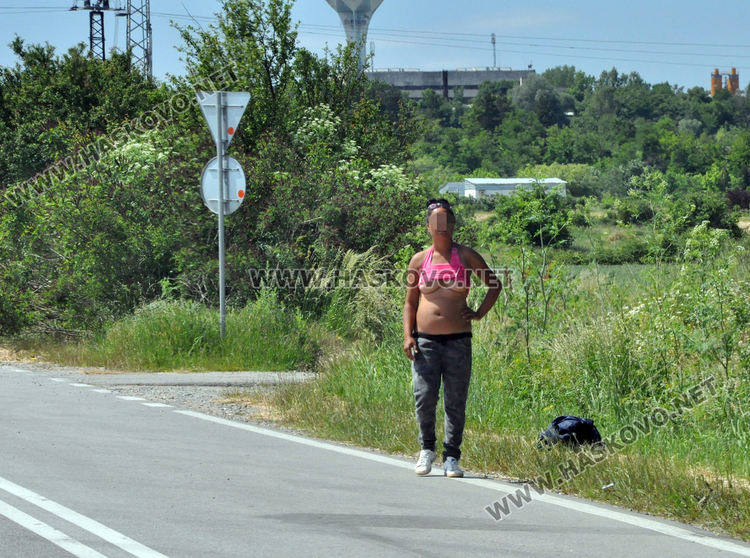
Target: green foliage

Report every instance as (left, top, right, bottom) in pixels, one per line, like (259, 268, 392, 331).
(510, 74, 572, 127)
(544, 125, 609, 165)
(467, 80, 513, 131)
(676, 223, 750, 381)
(627, 170, 741, 248)
(3, 24, 750, 537)
(0, 39, 160, 186)
(517, 162, 601, 198)
(0, 129, 197, 329)
(174, 0, 299, 147)
(609, 195, 655, 225)
(485, 185, 573, 248)
(418, 88, 465, 128)
(0, 0, 424, 332)
(411, 65, 750, 245)
(76, 290, 320, 371)
(314, 247, 401, 343)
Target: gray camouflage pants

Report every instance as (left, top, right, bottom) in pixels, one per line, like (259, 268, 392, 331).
(411, 334, 472, 461)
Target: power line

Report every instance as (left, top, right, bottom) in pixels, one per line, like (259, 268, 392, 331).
(5, 7, 747, 77)
(367, 25, 750, 49)
(0, 9, 69, 14)
(5, 5, 750, 50)
(0, 6, 69, 9)
(151, 11, 212, 21)
(150, 11, 750, 52)
(301, 23, 750, 59)
(149, 14, 750, 65)
(301, 30, 749, 71)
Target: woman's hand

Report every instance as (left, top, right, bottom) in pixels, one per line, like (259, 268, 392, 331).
(404, 336, 418, 361)
(461, 307, 481, 322)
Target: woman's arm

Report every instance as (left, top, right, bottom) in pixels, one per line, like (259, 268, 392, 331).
(403, 252, 422, 360)
(460, 246, 502, 322)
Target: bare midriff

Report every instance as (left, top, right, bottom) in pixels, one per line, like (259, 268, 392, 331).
(416, 285, 471, 335)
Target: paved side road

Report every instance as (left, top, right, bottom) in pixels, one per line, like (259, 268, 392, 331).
(1, 364, 749, 558)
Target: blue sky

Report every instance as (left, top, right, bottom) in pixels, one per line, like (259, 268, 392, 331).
(2, 0, 749, 90)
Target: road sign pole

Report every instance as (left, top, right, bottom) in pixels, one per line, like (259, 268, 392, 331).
(216, 92, 226, 338)
(197, 90, 250, 339)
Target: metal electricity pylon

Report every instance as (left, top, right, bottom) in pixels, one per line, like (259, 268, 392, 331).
(70, 0, 152, 80)
(70, 1, 125, 61)
(126, 0, 153, 80)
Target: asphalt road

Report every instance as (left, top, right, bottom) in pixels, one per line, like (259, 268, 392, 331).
(1, 364, 749, 558)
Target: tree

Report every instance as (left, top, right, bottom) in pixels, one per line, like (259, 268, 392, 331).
(489, 185, 573, 248)
(518, 162, 601, 198)
(173, 0, 300, 148)
(0, 0, 425, 331)
(0, 38, 159, 187)
(726, 130, 750, 188)
(544, 125, 607, 165)
(468, 80, 513, 131)
(511, 74, 569, 127)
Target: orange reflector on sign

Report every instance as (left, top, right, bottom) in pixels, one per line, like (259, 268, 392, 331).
(238, 190, 245, 199)
(227, 127, 235, 135)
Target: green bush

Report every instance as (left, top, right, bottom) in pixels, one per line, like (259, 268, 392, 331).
(594, 237, 649, 264)
(610, 196, 654, 224)
(82, 290, 320, 371)
(487, 184, 573, 247)
(679, 189, 742, 237)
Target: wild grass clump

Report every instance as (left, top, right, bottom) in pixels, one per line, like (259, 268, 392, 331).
(313, 246, 403, 343)
(271, 339, 415, 453)
(54, 287, 322, 371)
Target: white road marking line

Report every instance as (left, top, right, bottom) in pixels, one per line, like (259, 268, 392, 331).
(0, 476, 169, 558)
(50, 378, 67, 382)
(92, 389, 112, 394)
(71, 383, 93, 388)
(174, 409, 750, 557)
(141, 403, 172, 408)
(0, 499, 109, 558)
(117, 396, 145, 401)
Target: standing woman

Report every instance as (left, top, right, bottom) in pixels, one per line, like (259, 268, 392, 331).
(403, 198, 502, 477)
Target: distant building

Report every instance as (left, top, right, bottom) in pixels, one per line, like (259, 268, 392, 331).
(367, 67, 536, 100)
(440, 178, 567, 199)
(711, 67, 740, 96)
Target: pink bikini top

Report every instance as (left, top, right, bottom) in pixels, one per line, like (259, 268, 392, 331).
(418, 243, 471, 290)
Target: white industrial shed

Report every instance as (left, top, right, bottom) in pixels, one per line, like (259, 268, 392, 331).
(440, 178, 567, 199)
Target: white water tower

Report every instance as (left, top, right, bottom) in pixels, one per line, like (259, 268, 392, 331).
(325, 0, 384, 68)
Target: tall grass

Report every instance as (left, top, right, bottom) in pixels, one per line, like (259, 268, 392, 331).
(36, 287, 323, 371)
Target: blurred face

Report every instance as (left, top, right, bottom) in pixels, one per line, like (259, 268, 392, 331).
(427, 208, 455, 238)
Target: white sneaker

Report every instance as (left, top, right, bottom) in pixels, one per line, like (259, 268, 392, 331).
(443, 456, 464, 478)
(414, 450, 436, 475)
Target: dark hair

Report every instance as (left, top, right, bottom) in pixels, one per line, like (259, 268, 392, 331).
(426, 198, 455, 224)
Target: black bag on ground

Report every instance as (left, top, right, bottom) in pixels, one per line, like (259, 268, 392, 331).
(538, 415, 602, 448)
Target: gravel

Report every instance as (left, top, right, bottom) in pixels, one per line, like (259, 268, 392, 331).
(109, 384, 276, 425)
(5, 361, 309, 432)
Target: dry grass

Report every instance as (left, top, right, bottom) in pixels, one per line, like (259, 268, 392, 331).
(219, 388, 286, 422)
(0, 344, 44, 363)
(0, 346, 19, 361)
(689, 466, 750, 492)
